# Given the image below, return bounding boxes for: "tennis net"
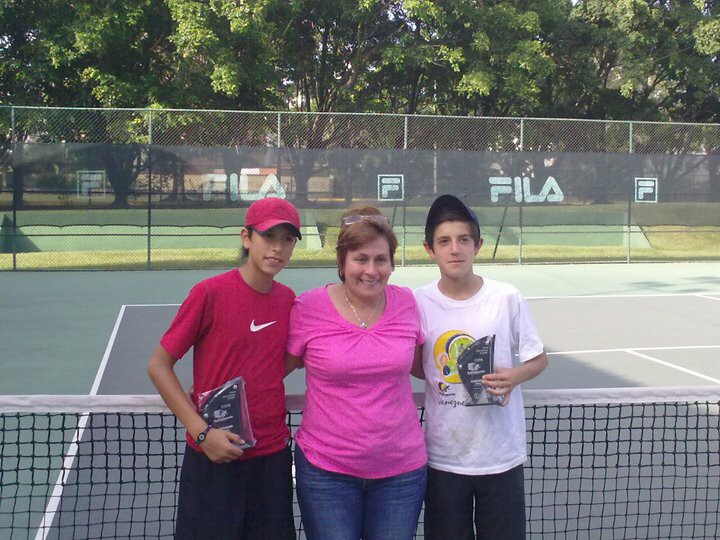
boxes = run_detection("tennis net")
[1,387,719,539]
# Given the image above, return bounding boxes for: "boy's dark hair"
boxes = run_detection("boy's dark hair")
[424,194,481,249]
[240,227,254,261]
[241,198,301,263]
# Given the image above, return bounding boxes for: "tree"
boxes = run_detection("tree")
[568,0,720,122]
[1,0,90,206]
[270,0,420,200]
[2,0,719,207]
[571,0,720,200]
[2,0,280,206]
[165,0,285,110]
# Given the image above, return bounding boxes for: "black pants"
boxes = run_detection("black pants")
[175,444,295,540]
[424,465,526,540]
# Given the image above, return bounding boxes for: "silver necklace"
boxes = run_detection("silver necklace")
[344,288,381,329]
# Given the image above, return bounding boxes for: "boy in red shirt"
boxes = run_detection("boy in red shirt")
[147,197,301,539]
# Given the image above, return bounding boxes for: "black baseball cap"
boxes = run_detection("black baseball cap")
[424,194,480,245]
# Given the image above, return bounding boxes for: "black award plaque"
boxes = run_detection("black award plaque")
[456,335,502,406]
[197,377,256,449]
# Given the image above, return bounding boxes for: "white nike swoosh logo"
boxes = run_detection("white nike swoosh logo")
[250,320,277,332]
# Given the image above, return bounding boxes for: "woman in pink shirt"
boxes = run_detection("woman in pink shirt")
[286,206,427,540]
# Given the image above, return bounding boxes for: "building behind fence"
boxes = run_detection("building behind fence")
[1,107,719,270]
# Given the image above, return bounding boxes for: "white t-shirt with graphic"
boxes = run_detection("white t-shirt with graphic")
[414,278,544,475]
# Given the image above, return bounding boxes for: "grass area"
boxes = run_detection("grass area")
[643,226,720,251]
[2,200,719,269]
[3,201,719,227]
[2,226,719,270]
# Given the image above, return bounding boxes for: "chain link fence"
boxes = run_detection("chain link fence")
[6,107,718,152]
[1,106,719,270]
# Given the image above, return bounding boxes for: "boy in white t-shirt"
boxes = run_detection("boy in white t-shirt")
[413,194,548,540]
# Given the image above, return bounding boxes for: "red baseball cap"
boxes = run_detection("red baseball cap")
[244,198,302,239]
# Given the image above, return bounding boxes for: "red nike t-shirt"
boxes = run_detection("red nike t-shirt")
[160,269,294,458]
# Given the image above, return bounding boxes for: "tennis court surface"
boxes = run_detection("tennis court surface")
[1,262,719,538]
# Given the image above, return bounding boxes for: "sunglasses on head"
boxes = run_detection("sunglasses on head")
[342,214,390,226]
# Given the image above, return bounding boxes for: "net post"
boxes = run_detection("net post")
[277,112,281,148]
[401,201,408,266]
[11,196,17,271]
[10,106,17,271]
[627,181,632,263]
[403,116,408,150]
[518,204,523,264]
[627,121,633,263]
[493,202,509,260]
[147,109,153,270]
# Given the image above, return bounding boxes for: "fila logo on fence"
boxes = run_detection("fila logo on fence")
[489,176,564,203]
[202,171,286,201]
[634,178,658,203]
[378,174,404,201]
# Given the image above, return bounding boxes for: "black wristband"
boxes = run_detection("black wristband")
[195,425,212,445]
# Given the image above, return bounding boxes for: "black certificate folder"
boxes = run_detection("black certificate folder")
[198,377,256,449]
[456,335,502,406]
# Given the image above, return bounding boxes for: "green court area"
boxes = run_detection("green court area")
[2,263,719,538]
[1,203,719,269]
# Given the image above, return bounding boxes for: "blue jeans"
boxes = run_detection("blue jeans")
[295,445,426,540]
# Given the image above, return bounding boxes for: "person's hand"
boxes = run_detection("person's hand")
[482,367,521,407]
[199,429,246,463]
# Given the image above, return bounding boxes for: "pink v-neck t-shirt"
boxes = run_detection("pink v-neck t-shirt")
[287,284,427,479]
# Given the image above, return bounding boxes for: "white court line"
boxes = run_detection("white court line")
[89,306,127,395]
[547,344,720,356]
[528,292,720,300]
[35,306,127,540]
[625,349,720,384]
[546,344,720,385]
[695,294,720,302]
[123,293,720,307]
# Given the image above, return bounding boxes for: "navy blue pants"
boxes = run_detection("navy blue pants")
[424,465,526,540]
[175,444,295,540]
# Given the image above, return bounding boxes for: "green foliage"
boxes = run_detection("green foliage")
[571,0,720,121]
[0,0,718,121]
[694,18,720,55]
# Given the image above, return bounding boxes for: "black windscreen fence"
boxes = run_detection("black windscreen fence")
[8,143,720,206]
[2,143,718,268]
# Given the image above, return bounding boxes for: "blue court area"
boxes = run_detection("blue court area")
[97,290,720,396]
[3,262,719,395]
[1,262,720,538]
